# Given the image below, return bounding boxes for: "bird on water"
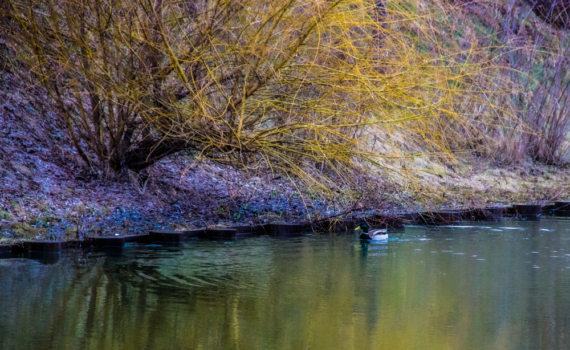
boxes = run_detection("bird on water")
[355,221,388,240]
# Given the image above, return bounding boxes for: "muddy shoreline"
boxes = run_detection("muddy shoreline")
[1,203,566,255]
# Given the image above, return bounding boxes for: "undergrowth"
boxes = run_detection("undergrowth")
[1,0,570,212]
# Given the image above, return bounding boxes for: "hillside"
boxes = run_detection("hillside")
[2,0,570,243]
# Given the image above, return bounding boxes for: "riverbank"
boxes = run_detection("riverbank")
[2,71,570,244]
[1,147,569,244]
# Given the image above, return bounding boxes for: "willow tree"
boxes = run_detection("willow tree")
[2,0,497,193]
[1,0,375,173]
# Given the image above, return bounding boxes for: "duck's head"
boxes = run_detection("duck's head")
[355,221,369,233]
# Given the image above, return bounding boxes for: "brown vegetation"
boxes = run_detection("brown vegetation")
[1,0,507,190]
[2,0,384,179]
[3,0,570,242]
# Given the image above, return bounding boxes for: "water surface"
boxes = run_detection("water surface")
[2,219,570,350]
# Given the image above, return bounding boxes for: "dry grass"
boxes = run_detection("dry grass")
[3,0,570,207]
[0,0,509,193]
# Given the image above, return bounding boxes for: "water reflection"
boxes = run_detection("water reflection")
[1,220,570,349]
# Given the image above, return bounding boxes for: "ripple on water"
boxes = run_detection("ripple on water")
[4,222,570,349]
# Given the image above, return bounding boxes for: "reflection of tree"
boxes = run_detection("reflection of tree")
[1,230,570,349]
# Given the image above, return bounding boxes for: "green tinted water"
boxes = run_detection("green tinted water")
[2,219,570,350]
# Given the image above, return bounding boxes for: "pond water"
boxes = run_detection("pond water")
[2,218,570,350]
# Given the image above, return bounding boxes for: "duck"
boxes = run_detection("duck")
[355,221,388,240]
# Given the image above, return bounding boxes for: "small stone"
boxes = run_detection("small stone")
[2,170,17,181]
[10,161,33,178]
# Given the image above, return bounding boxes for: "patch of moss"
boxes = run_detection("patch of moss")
[11,222,47,239]
[0,210,13,221]
[64,225,79,240]
[29,215,61,227]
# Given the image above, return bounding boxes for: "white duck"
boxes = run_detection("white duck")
[355,221,388,240]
